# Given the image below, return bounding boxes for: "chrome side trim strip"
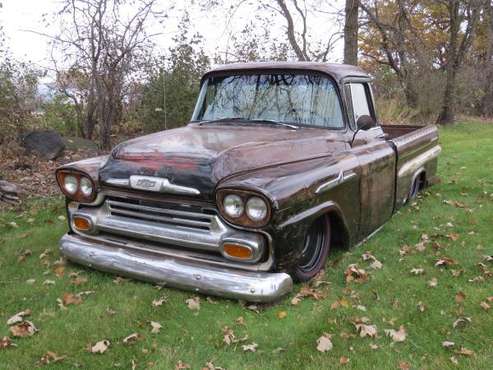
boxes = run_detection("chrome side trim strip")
[105,178,130,187]
[60,234,292,302]
[398,145,442,178]
[315,170,357,194]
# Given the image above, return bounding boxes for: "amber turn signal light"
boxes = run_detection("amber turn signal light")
[73,216,92,232]
[223,243,253,260]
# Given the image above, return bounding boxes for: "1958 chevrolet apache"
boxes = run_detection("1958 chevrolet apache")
[56,62,441,302]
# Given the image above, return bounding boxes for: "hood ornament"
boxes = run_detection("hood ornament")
[105,176,200,196]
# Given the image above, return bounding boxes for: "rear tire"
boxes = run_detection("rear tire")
[292,216,331,282]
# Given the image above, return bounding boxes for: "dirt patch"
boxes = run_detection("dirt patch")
[0,140,106,210]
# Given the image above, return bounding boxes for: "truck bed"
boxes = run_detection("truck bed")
[381,124,440,209]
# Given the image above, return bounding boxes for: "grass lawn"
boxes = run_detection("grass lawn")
[1,122,492,369]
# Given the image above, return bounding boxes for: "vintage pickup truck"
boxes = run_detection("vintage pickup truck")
[56,62,440,302]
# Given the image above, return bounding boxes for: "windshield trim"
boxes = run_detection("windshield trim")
[190,69,348,132]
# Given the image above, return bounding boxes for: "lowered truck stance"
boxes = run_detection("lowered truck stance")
[56,62,440,302]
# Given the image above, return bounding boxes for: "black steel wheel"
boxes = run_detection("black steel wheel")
[292,216,331,282]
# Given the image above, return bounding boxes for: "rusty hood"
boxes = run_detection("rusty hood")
[99,123,348,200]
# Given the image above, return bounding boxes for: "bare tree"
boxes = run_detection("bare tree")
[43,0,161,148]
[344,0,359,65]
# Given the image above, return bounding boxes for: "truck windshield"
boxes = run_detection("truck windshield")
[192,73,344,129]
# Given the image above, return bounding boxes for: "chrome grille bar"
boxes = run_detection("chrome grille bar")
[106,198,213,231]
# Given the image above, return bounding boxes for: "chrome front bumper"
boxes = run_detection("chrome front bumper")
[60,234,293,302]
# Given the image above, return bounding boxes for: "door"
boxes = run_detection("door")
[346,82,396,238]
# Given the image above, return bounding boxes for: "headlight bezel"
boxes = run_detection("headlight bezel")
[56,169,97,203]
[216,189,272,228]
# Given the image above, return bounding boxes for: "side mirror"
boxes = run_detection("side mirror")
[356,115,376,131]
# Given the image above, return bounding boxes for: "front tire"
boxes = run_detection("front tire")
[292,216,331,282]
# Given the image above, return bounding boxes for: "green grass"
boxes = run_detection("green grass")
[1,121,493,369]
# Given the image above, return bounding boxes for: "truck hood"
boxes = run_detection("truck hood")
[99,123,348,200]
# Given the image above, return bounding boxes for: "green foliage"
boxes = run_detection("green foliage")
[1,122,493,369]
[138,15,210,133]
[39,95,80,136]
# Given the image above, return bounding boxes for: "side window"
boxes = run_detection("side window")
[349,83,372,123]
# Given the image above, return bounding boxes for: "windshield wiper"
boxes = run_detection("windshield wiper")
[197,117,298,129]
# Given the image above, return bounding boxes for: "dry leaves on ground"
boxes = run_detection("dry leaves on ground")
[276,311,287,319]
[0,336,15,349]
[152,296,167,307]
[361,252,383,270]
[316,333,333,352]
[150,321,162,334]
[435,257,457,267]
[428,277,438,287]
[344,264,369,283]
[291,285,325,305]
[453,316,472,329]
[90,339,110,354]
[39,351,66,365]
[352,318,377,338]
[123,333,143,345]
[456,347,475,356]
[6,309,32,326]
[384,325,407,342]
[242,343,258,352]
[62,292,83,306]
[185,296,201,311]
[410,268,425,275]
[442,341,455,348]
[9,321,38,337]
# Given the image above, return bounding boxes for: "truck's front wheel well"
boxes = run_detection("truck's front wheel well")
[326,211,350,251]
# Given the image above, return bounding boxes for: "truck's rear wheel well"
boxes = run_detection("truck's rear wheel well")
[325,211,350,250]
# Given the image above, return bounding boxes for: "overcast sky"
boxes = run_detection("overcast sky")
[0,0,344,72]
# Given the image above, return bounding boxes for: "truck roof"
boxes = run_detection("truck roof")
[205,62,370,82]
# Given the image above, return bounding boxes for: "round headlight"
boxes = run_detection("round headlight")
[80,177,93,197]
[246,196,268,221]
[223,194,244,218]
[64,175,78,195]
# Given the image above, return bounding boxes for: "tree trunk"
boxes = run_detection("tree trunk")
[437,0,460,125]
[344,0,359,65]
[479,1,493,116]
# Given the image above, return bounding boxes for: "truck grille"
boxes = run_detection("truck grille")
[106,196,217,232]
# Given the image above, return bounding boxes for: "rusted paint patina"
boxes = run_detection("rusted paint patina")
[55,62,441,294]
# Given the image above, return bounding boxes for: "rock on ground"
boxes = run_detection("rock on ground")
[22,130,65,160]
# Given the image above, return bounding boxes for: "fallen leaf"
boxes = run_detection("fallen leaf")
[223,326,235,345]
[398,362,411,370]
[62,293,83,306]
[344,264,368,283]
[39,351,66,364]
[339,356,350,365]
[442,341,455,348]
[447,233,460,241]
[291,285,325,304]
[9,321,38,337]
[202,360,224,370]
[369,343,379,350]
[185,296,200,311]
[417,301,426,312]
[175,360,191,370]
[43,279,55,286]
[6,309,32,326]
[39,249,51,260]
[435,257,457,267]
[242,342,258,352]
[0,336,15,349]
[353,319,377,338]
[450,356,459,365]
[384,325,407,342]
[235,316,246,326]
[90,339,110,354]
[483,255,493,263]
[428,277,438,287]
[456,347,475,356]
[113,276,128,284]
[150,321,162,334]
[276,311,287,319]
[455,291,466,304]
[316,333,333,352]
[71,276,88,286]
[410,268,424,275]
[480,301,491,311]
[123,333,142,345]
[331,297,351,310]
[152,296,167,307]
[453,316,471,329]
[53,265,65,278]
[17,249,32,263]
[26,278,36,285]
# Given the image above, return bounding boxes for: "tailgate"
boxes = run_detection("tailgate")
[384,125,441,208]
